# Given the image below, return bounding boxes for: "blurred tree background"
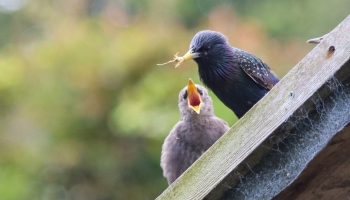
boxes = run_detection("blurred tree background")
[0,0,348,199]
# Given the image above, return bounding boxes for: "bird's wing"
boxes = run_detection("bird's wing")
[234,49,279,90]
[217,119,230,137]
[217,118,230,133]
[209,117,230,139]
[161,121,186,183]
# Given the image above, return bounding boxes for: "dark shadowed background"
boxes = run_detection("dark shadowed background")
[0,0,349,199]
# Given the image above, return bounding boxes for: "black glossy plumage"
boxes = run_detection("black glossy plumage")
[189,30,279,118]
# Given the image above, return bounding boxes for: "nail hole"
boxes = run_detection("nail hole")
[289,91,295,99]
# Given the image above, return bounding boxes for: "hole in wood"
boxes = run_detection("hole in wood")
[326,46,335,58]
[328,46,335,52]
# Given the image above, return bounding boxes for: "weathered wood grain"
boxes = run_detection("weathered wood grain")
[156,15,350,200]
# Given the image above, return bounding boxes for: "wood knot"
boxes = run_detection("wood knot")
[326,45,335,58]
[328,46,335,52]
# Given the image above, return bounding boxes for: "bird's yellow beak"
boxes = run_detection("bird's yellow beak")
[182,49,197,61]
[307,34,328,44]
[173,49,200,68]
[157,48,200,68]
[187,79,202,114]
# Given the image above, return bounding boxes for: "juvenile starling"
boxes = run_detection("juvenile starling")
[161,79,230,184]
[169,30,280,118]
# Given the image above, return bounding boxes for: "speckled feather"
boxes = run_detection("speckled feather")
[233,48,279,90]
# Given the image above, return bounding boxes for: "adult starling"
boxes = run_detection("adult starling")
[170,30,280,118]
[161,79,230,184]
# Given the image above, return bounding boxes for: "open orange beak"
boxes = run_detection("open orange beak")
[187,79,202,114]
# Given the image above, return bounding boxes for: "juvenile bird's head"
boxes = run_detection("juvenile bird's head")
[178,79,213,116]
[179,30,233,68]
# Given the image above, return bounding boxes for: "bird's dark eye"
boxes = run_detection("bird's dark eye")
[183,91,188,99]
[198,46,210,56]
[197,89,203,96]
[199,46,209,52]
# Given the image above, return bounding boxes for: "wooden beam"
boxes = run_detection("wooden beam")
[156,15,350,200]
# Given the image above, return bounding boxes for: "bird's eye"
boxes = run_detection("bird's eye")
[199,47,209,52]
[183,91,188,99]
[198,46,210,56]
[197,89,203,96]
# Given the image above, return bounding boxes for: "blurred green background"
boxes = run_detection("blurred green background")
[0,0,348,199]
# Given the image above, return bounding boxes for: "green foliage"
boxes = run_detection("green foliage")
[0,0,348,199]
[231,0,350,39]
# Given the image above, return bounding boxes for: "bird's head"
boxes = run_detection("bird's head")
[177,30,232,67]
[178,79,213,116]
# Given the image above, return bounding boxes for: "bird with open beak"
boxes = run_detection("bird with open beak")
[159,30,279,118]
[161,79,230,184]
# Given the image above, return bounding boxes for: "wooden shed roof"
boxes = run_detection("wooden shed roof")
[157,15,350,200]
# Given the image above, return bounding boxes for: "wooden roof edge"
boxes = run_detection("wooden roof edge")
[156,15,350,200]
